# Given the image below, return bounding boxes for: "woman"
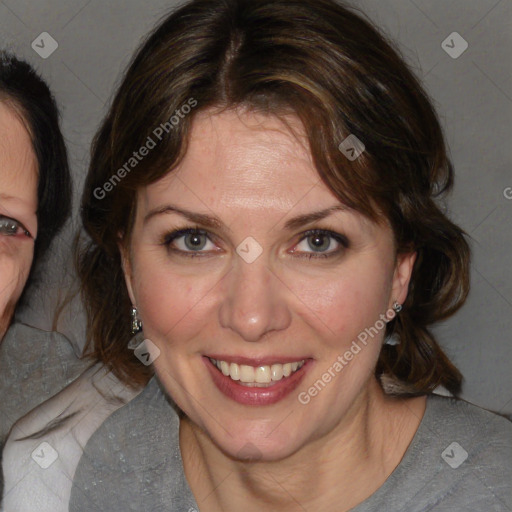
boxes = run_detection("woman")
[4,0,511,510]
[0,52,90,442]
[0,51,70,341]
[0,54,140,510]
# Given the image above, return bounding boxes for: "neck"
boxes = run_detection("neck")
[180,378,427,512]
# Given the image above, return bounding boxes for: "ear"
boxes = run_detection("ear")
[390,251,417,308]
[118,237,137,306]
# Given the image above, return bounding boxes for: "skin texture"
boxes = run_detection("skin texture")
[0,101,38,340]
[122,108,426,512]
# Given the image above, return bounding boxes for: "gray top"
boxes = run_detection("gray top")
[0,323,90,505]
[69,377,512,512]
[0,323,89,442]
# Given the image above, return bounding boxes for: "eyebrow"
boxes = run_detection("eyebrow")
[144,204,348,230]
[143,205,226,230]
[282,205,347,231]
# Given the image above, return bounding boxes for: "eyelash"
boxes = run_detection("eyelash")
[160,226,349,260]
[0,215,31,238]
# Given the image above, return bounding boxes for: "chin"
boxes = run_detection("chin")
[204,417,307,463]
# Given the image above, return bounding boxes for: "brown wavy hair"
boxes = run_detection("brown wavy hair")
[79,0,470,394]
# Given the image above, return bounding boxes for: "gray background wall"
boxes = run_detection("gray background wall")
[1,0,510,415]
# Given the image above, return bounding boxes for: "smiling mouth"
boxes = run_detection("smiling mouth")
[208,357,305,387]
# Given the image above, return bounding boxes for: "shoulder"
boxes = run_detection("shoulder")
[427,393,512,449]
[5,362,141,443]
[356,394,511,511]
[421,394,511,510]
[2,363,141,512]
[68,377,195,511]
[0,323,89,440]
[72,376,178,468]
[0,322,78,357]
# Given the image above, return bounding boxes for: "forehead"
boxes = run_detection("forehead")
[0,101,38,214]
[141,108,332,212]
[134,108,390,244]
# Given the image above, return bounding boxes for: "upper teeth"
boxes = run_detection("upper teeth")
[210,358,305,386]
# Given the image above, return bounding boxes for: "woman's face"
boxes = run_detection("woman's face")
[0,102,38,339]
[123,108,415,461]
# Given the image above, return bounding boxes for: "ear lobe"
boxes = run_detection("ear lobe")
[118,239,136,306]
[392,251,417,306]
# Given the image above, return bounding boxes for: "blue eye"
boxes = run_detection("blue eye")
[293,229,349,258]
[0,215,30,237]
[162,228,217,257]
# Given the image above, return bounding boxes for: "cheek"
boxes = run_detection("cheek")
[0,242,33,320]
[284,260,393,348]
[291,268,392,418]
[133,254,221,346]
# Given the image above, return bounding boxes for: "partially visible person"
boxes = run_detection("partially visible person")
[0,53,142,510]
[0,75,38,341]
[0,52,88,443]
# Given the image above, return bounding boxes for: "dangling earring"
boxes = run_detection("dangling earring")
[385,301,402,345]
[131,306,143,334]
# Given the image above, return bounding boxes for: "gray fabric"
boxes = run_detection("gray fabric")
[69,378,512,511]
[1,363,142,512]
[0,323,89,442]
[69,377,198,512]
[0,323,90,506]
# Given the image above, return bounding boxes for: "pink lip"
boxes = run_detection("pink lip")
[206,354,310,366]
[203,356,312,406]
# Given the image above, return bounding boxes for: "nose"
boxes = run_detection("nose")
[218,257,292,343]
